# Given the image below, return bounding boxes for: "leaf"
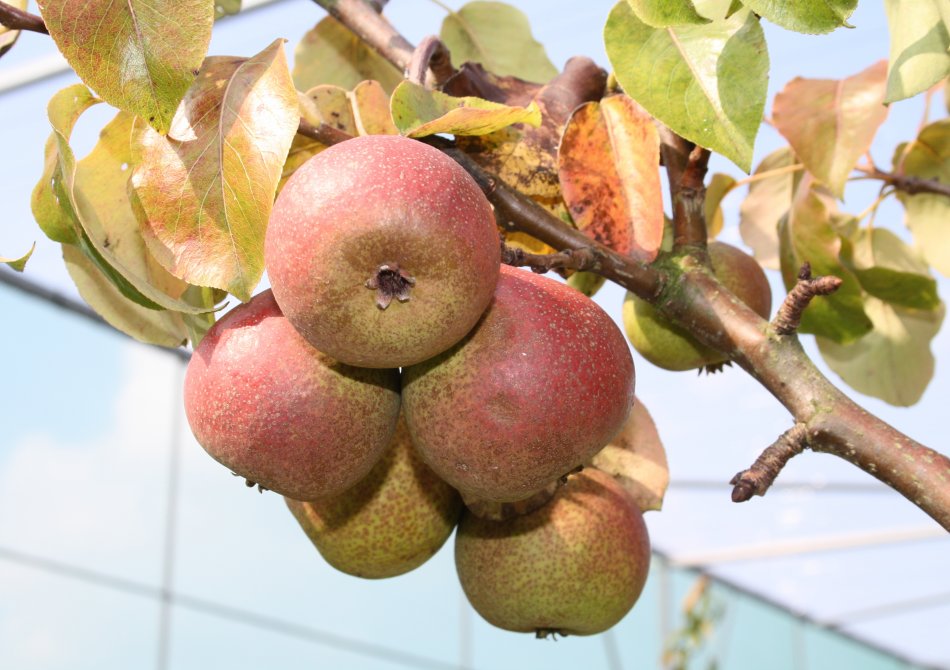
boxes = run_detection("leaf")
[351,80,399,136]
[390,80,541,138]
[817,298,944,407]
[558,95,663,262]
[703,173,736,239]
[741,0,856,34]
[883,0,950,102]
[893,119,950,276]
[32,133,81,245]
[215,0,241,19]
[37,0,213,135]
[0,0,27,58]
[42,84,211,313]
[131,40,300,301]
[772,61,888,197]
[440,1,558,83]
[625,0,710,27]
[63,245,188,347]
[843,228,940,311]
[293,16,402,93]
[777,176,871,343]
[605,2,768,172]
[1,243,35,272]
[588,398,669,513]
[180,285,224,348]
[739,147,799,269]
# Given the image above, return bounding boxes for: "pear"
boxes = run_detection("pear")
[286,415,462,579]
[403,265,635,503]
[454,468,651,636]
[623,242,772,371]
[266,135,500,369]
[184,290,400,501]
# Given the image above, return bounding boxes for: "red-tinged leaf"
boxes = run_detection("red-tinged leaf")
[558,95,662,261]
[739,147,800,269]
[773,61,888,197]
[588,398,669,513]
[131,40,299,301]
[1,243,34,272]
[37,0,213,135]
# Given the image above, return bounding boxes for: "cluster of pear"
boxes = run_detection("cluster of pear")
[183,135,650,637]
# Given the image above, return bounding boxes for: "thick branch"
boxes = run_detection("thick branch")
[0,1,48,34]
[731,424,809,501]
[310,0,414,71]
[771,262,844,335]
[859,166,950,198]
[671,145,711,250]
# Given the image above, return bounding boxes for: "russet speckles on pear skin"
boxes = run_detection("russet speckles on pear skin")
[403,265,636,503]
[265,134,501,369]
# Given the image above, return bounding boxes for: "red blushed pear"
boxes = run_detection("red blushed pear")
[183,290,401,501]
[455,468,651,636]
[265,134,501,369]
[402,265,636,503]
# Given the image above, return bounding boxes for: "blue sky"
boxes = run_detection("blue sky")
[2,1,949,668]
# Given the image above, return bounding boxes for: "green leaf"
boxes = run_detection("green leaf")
[704,173,736,239]
[625,0,710,27]
[772,61,888,197]
[32,134,81,245]
[440,1,558,83]
[739,147,800,269]
[37,0,213,135]
[391,80,541,138]
[131,40,300,301]
[215,0,241,19]
[0,0,27,58]
[741,0,856,34]
[893,119,950,276]
[1,243,35,272]
[842,228,940,311]
[777,178,871,343]
[605,2,768,172]
[817,298,944,407]
[293,16,402,93]
[44,84,213,314]
[63,244,188,347]
[883,0,950,103]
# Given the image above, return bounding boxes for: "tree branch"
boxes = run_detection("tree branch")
[731,424,809,501]
[501,243,602,274]
[0,1,48,34]
[299,0,950,532]
[771,262,844,335]
[671,145,711,250]
[858,165,950,198]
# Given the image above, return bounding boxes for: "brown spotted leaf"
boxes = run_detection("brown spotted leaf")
[558,95,663,261]
[293,16,402,93]
[773,61,888,197]
[37,0,213,135]
[350,80,399,136]
[588,398,669,513]
[131,40,299,301]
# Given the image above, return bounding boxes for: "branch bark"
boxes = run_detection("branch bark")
[0,1,48,34]
[859,165,950,198]
[308,0,950,532]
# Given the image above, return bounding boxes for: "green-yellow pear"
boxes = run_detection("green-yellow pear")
[454,468,651,636]
[286,416,462,579]
[623,242,772,371]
